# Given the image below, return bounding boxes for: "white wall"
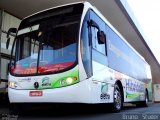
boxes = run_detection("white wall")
[154,84,160,102]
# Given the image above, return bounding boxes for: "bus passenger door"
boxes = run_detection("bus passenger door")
[80,11,92,80]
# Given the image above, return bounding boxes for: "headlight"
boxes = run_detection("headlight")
[8,81,17,88]
[58,76,78,87]
[66,77,73,84]
[60,79,66,86]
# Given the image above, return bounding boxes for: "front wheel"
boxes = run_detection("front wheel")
[111,84,123,112]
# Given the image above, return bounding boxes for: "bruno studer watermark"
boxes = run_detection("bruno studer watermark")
[1,113,18,120]
[122,113,160,120]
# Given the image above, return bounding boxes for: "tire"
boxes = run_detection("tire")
[111,84,123,112]
[136,90,149,107]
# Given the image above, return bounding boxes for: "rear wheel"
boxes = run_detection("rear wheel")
[112,84,123,112]
[136,90,149,107]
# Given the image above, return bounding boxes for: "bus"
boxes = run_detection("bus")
[7,1,152,112]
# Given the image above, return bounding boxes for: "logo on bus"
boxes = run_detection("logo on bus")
[42,77,51,87]
[126,79,144,93]
[100,84,110,100]
[100,93,110,100]
[101,84,108,93]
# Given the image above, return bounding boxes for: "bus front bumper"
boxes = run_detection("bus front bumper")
[8,80,92,103]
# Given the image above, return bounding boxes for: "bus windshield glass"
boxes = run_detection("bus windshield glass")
[11,4,83,75]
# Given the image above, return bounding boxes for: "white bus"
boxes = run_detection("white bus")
[7,1,152,112]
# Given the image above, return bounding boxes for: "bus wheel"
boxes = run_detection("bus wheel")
[112,84,122,112]
[136,90,149,107]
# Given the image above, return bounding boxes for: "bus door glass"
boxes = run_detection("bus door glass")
[81,11,92,78]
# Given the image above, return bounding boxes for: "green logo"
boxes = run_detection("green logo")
[42,77,51,87]
[101,84,108,93]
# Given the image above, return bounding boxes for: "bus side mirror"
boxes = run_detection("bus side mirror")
[6,28,17,49]
[88,20,106,44]
[97,31,106,44]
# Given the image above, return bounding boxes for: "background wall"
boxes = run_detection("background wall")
[0,10,21,92]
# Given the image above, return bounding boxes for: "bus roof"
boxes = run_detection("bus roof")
[23,1,85,20]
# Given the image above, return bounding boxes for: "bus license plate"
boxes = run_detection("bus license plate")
[29,91,43,97]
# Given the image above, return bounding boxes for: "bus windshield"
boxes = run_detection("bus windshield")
[11,4,83,75]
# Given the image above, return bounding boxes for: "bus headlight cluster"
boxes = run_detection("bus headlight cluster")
[66,77,73,84]
[60,77,77,86]
[8,81,17,88]
[60,79,66,86]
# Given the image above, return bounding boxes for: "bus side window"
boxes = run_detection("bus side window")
[90,10,106,56]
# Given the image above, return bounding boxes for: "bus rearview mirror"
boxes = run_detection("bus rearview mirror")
[6,28,17,49]
[97,31,106,44]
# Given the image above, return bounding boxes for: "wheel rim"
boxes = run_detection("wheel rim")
[114,87,122,110]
